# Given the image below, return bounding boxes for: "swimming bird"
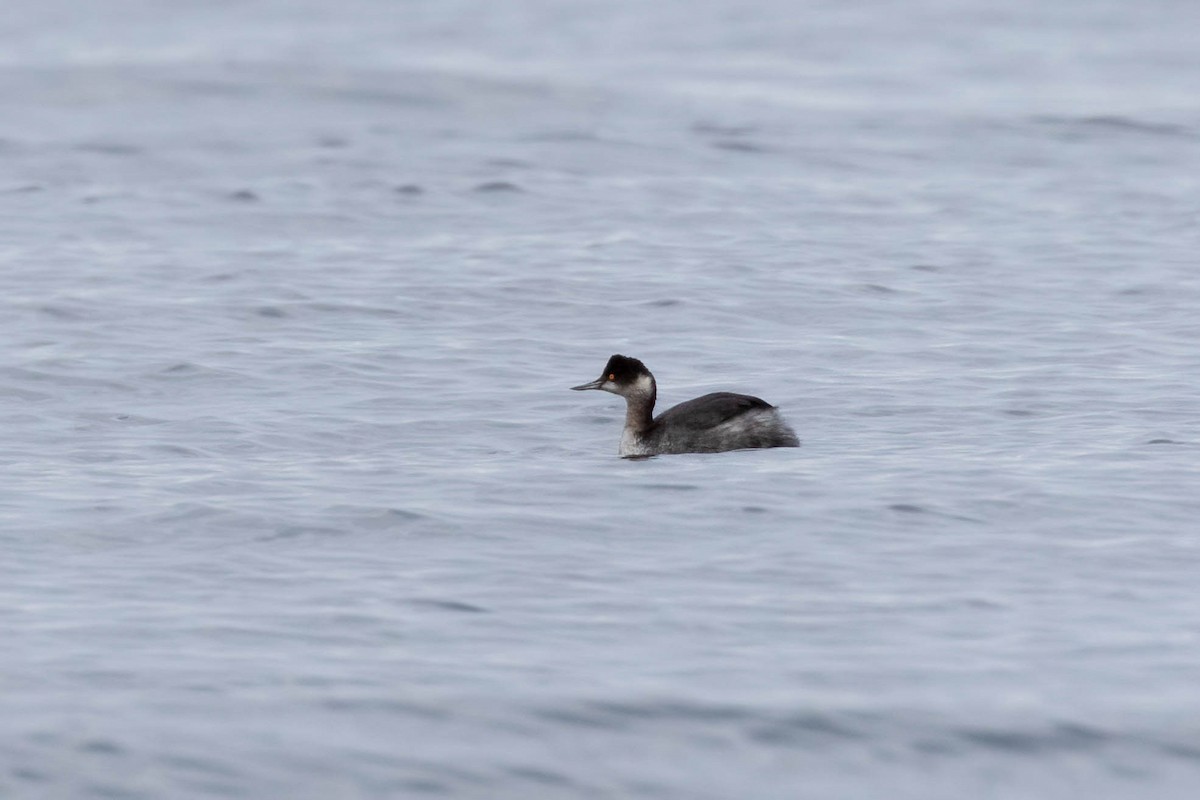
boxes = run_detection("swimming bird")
[571,354,800,456]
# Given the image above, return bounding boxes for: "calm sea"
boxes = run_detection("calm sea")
[4,1,1200,797]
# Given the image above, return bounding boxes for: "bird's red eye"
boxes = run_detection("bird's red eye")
[608,373,615,380]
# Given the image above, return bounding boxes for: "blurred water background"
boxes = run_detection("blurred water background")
[3,1,1200,797]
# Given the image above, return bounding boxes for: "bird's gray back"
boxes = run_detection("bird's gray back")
[652,392,775,431]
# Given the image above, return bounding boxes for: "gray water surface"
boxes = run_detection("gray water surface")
[4,1,1200,798]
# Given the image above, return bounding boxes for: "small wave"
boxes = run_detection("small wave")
[532,700,1200,765]
[954,721,1109,754]
[1032,115,1195,140]
[365,508,429,526]
[74,141,143,155]
[258,524,348,541]
[888,502,983,523]
[78,738,125,756]
[148,444,205,458]
[692,121,759,137]
[474,181,523,193]
[485,158,533,169]
[145,362,247,384]
[10,767,49,784]
[320,697,452,718]
[711,139,770,153]
[300,302,401,319]
[503,765,576,788]
[522,129,601,143]
[0,386,51,401]
[142,502,224,525]
[37,304,89,321]
[2,366,132,393]
[408,598,488,614]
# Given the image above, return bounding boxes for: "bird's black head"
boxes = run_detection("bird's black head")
[571,354,654,396]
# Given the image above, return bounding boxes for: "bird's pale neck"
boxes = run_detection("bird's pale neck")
[622,374,657,432]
